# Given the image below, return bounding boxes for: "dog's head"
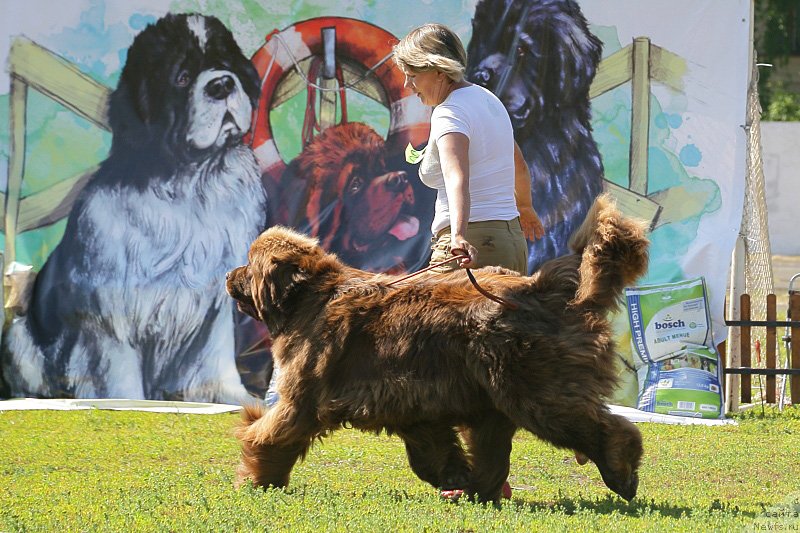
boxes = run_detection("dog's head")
[108,13,260,167]
[291,123,418,260]
[466,0,602,131]
[226,227,337,333]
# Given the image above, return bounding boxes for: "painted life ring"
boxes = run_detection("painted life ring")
[248,17,430,181]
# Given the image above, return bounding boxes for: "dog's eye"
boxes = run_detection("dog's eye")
[348,176,364,195]
[176,70,191,87]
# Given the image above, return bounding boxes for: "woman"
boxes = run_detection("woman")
[393,23,545,501]
[393,23,543,274]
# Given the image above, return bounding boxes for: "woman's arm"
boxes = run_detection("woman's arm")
[514,141,544,241]
[438,131,477,267]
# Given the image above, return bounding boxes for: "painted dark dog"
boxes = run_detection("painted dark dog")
[467,0,605,272]
[227,194,648,503]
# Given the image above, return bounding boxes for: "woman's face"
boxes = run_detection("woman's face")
[403,68,451,107]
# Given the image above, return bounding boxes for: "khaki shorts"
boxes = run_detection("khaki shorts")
[429,218,528,274]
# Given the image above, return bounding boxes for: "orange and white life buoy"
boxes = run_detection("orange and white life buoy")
[248,17,430,181]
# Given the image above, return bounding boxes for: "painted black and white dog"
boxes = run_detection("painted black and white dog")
[467,0,604,272]
[1,14,267,403]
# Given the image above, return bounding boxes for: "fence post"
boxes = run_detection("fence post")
[740,294,751,403]
[791,293,800,406]
[766,294,776,403]
[726,236,746,412]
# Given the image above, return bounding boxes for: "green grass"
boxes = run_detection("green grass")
[1,408,799,532]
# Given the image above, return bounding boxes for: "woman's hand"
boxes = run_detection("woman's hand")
[513,141,544,241]
[519,205,544,241]
[450,235,477,268]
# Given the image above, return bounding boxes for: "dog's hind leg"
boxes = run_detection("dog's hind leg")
[507,400,641,501]
[396,423,470,490]
[460,413,516,503]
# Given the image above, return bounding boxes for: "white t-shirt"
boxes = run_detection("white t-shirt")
[419,84,519,234]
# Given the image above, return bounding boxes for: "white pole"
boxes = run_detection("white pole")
[726,234,746,413]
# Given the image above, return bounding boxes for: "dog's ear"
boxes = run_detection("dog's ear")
[252,259,310,322]
[523,4,603,106]
[270,262,311,310]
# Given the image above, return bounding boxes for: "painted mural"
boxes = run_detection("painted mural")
[0,0,751,404]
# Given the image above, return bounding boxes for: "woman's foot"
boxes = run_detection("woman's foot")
[439,488,465,502]
[501,480,512,499]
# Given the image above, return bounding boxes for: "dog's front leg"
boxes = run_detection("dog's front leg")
[236,397,321,489]
[236,439,312,489]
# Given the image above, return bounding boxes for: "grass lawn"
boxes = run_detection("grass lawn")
[1,407,799,532]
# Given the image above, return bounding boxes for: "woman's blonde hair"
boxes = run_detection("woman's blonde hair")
[392,23,467,82]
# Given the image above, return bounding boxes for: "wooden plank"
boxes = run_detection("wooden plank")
[589,45,632,99]
[342,60,389,105]
[629,37,650,196]
[4,78,27,275]
[740,293,751,403]
[649,44,687,93]
[791,293,800,406]
[270,59,389,110]
[603,180,661,229]
[648,183,716,230]
[766,294,776,403]
[17,168,97,232]
[8,36,110,131]
[0,170,96,235]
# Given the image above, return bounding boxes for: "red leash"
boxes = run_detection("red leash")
[386,254,519,310]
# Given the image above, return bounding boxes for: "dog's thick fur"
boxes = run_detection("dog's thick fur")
[227,194,648,502]
[1,14,266,402]
[467,0,605,272]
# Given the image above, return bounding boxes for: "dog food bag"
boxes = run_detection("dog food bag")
[625,277,724,419]
[625,277,712,364]
[635,344,724,419]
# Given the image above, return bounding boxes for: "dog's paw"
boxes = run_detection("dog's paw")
[439,468,470,491]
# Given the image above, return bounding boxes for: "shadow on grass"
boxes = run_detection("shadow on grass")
[250,484,759,521]
[509,494,758,519]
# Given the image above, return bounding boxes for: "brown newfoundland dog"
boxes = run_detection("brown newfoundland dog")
[226,194,648,503]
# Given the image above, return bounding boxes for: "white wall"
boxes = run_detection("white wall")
[761,121,800,255]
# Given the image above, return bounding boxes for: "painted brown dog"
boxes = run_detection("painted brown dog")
[227,194,648,502]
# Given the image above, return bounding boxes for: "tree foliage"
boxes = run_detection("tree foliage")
[755,0,800,120]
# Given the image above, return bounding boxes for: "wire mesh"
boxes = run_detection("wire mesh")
[738,55,785,404]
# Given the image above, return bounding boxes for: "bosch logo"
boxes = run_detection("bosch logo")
[654,319,685,330]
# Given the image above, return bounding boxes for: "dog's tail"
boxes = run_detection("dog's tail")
[567,193,649,312]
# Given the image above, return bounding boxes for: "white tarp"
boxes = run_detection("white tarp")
[0,398,736,426]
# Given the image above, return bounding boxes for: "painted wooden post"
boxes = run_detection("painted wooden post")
[4,77,27,277]
[629,37,651,196]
